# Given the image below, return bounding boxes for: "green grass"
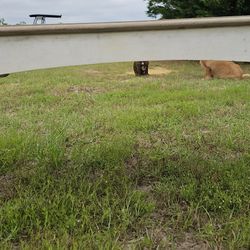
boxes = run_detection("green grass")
[0,61,249,249]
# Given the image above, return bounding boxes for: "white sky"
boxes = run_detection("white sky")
[0,0,154,25]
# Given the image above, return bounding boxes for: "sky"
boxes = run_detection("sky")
[0,0,154,25]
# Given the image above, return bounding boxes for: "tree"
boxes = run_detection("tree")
[0,18,7,25]
[145,0,250,19]
[205,0,250,16]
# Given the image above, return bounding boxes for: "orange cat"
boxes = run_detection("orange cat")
[200,60,246,80]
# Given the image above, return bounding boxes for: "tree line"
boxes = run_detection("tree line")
[1,1,250,27]
[145,0,250,19]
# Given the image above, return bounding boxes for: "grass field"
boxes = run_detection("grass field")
[0,61,249,249]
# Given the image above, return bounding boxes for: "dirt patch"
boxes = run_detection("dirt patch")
[123,228,209,249]
[150,67,174,75]
[83,69,102,75]
[67,86,105,94]
[176,233,209,250]
[0,173,16,200]
[126,67,174,76]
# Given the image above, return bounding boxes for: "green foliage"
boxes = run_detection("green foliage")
[145,0,250,19]
[0,18,7,25]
